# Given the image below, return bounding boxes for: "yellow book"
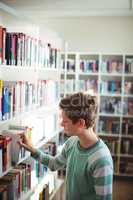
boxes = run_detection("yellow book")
[39,191,43,200]
[0,80,3,95]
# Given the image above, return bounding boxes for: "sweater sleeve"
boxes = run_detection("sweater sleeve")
[92,158,113,200]
[31,142,68,171]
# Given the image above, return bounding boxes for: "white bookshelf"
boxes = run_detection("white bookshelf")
[0,4,64,200]
[61,51,133,178]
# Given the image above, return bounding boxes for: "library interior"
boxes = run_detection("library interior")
[0,0,133,200]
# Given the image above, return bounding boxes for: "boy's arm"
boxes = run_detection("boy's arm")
[19,134,68,171]
[32,146,67,171]
[93,161,113,200]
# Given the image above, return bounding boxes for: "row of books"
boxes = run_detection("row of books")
[98,118,133,136]
[0,163,31,200]
[120,160,133,174]
[100,97,122,114]
[100,98,133,116]
[99,118,133,135]
[37,80,59,107]
[124,81,133,95]
[0,126,31,175]
[61,54,133,74]
[121,140,133,154]
[79,59,99,73]
[100,60,123,73]
[38,184,49,200]
[30,172,55,200]
[0,127,59,199]
[0,115,58,174]
[34,141,57,199]
[104,140,120,155]
[123,99,133,115]
[125,57,133,73]
[122,119,133,135]
[78,79,98,95]
[61,59,76,72]
[0,25,59,68]
[42,141,57,157]
[0,160,50,200]
[0,80,59,121]
[104,140,133,175]
[61,59,75,72]
[0,80,36,121]
[60,79,98,95]
[98,118,120,134]
[35,160,48,179]
[60,80,75,94]
[100,80,121,94]
[66,59,75,72]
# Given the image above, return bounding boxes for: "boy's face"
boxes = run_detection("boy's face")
[60,110,79,136]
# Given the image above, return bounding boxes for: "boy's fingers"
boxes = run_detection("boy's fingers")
[18,141,28,150]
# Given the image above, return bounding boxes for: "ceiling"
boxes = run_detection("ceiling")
[0,0,133,23]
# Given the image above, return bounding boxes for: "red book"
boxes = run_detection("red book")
[0,185,8,200]
[2,28,6,64]
[0,136,12,171]
[0,26,3,64]
[0,26,6,64]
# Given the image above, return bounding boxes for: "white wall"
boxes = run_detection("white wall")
[39,26,63,50]
[0,9,39,37]
[41,16,133,53]
[0,9,63,49]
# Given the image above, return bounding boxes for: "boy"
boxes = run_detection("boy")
[20,92,113,200]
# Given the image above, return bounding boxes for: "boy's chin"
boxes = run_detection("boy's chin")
[65,131,72,136]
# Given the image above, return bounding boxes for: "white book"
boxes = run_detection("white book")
[2,129,25,166]
[15,81,21,115]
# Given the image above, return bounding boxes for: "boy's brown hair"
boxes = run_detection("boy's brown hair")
[59,92,98,128]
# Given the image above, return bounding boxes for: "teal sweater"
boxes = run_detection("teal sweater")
[33,137,113,200]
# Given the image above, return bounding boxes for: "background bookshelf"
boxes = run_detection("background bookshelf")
[61,52,133,178]
[0,4,64,200]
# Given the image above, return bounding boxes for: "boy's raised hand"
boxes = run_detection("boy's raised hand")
[18,134,37,154]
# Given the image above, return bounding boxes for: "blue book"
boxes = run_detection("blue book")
[111,81,116,93]
[2,86,9,120]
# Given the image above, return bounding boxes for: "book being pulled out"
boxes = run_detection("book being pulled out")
[2,129,30,166]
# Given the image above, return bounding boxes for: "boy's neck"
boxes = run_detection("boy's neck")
[78,128,99,149]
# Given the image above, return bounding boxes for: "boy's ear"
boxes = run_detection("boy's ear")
[78,119,86,128]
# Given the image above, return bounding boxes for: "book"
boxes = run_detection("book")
[0,26,6,65]
[0,26,3,65]
[0,185,8,200]
[0,140,3,176]
[0,175,15,200]
[0,80,3,121]
[2,85,10,120]
[0,135,12,171]
[7,171,20,199]
[9,169,21,198]
[2,129,25,166]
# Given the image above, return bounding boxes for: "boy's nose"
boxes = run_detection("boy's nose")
[60,121,64,127]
